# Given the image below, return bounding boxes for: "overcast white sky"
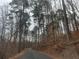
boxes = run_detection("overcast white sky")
[0,0,12,6]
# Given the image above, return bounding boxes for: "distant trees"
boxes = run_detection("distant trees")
[0,8,6,42]
[67,0,78,31]
[62,0,71,40]
[0,5,12,59]
[31,0,52,41]
[9,0,30,52]
[0,0,79,47]
[0,0,79,59]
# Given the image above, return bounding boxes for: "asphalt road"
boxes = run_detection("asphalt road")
[19,49,53,59]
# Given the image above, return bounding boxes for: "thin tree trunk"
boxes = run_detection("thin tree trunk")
[62,0,71,40]
[71,0,78,31]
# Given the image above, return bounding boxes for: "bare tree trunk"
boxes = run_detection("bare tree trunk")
[18,14,22,52]
[71,0,78,31]
[67,0,78,31]
[62,0,71,40]
[10,19,13,40]
[1,8,5,42]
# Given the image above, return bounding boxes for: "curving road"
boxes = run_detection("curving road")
[19,48,53,59]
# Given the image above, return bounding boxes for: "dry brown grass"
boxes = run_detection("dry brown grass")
[34,31,79,59]
[8,31,79,59]
[9,48,27,59]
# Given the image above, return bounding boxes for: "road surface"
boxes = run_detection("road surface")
[19,48,53,59]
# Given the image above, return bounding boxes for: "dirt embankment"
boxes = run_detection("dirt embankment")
[9,49,27,59]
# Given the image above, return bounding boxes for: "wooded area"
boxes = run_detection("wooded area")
[0,0,79,59]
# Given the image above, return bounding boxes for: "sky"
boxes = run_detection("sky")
[0,0,12,6]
